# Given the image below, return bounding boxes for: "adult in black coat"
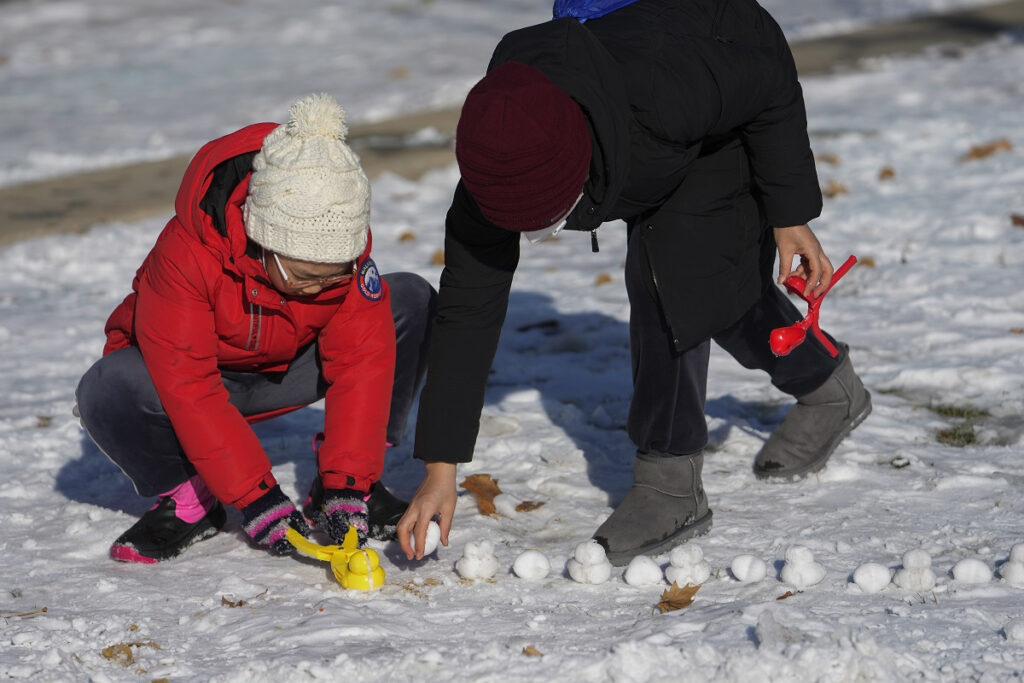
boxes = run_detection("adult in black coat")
[398,0,871,565]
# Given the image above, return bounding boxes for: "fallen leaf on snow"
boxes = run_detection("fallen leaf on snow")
[460,473,502,517]
[656,582,700,613]
[430,250,445,266]
[776,590,803,600]
[1011,213,1024,227]
[858,256,877,268]
[815,152,840,165]
[515,501,545,512]
[398,231,417,242]
[221,596,246,608]
[101,640,161,667]
[522,645,544,657]
[822,180,849,198]
[1010,328,1023,335]
[878,166,896,180]
[961,138,1012,162]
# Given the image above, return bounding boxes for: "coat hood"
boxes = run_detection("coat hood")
[488,18,632,231]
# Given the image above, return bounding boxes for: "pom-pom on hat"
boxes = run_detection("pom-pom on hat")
[456,62,591,232]
[244,93,370,264]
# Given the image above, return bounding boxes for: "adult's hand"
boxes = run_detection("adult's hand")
[397,461,457,560]
[774,224,834,299]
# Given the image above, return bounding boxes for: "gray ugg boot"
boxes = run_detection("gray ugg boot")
[754,349,871,479]
[593,451,713,566]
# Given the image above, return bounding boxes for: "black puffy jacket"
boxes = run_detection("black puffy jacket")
[415,0,822,463]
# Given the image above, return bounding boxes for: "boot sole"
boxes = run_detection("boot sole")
[753,391,873,481]
[602,510,714,567]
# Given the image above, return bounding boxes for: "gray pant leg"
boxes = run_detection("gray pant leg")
[385,272,437,446]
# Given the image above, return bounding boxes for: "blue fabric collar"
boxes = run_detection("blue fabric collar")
[553,0,641,22]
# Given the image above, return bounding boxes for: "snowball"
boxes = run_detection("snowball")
[666,561,711,586]
[784,545,816,566]
[624,555,664,586]
[668,544,705,568]
[1000,561,1024,588]
[781,560,826,588]
[902,549,932,570]
[852,562,892,593]
[568,557,611,585]
[893,567,936,592]
[1005,618,1024,642]
[456,541,498,580]
[512,550,550,581]
[408,521,441,557]
[730,554,767,583]
[952,558,992,584]
[1010,544,1024,564]
[573,539,609,566]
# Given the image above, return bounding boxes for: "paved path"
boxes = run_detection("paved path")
[2,0,1023,247]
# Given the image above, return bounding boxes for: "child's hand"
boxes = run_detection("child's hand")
[310,489,369,547]
[240,484,312,555]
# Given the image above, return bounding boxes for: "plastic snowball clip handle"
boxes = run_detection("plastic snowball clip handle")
[769,255,857,358]
[286,526,386,591]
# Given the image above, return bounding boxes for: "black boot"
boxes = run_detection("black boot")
[110,497,226,564]
[593,451,713,566]
[304,477,408,542]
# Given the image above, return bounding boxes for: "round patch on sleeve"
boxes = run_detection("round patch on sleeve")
[357,258,383,301]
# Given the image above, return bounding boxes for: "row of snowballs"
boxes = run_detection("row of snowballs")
[449,535,1024,594]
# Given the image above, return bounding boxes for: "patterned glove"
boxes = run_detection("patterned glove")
[311,488,369,547]
[240,484,312,555]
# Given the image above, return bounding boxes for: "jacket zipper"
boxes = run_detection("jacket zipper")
[641,223,682,348]
[247,301,263,352]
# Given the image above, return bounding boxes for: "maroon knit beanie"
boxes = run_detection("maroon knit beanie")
[456,62,591,232]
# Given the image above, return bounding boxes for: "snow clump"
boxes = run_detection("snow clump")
[999,543,1024,588]
[623,555,664,586]
[665,544,711,586]
[780,546,826,588]
[455,540,499,580]
[852,562,892,593]
[567,540,612,585]
[512,550,550,581]
[1005,618,1024,642]
[951,557,992,584]
[408,521,441,557]
[729,554,767,583]
[893,549,936,591]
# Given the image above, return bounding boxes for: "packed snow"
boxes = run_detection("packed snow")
[2,0,1024,681]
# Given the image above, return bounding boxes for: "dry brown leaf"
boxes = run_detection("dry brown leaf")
[128,624,139,631]
[1010,328,1023,335]
[398,231,417,242]
[656,582,700,613]
[1011,213,1024,227]
[776,590,802,600]
[815,152,840,166]
[515,501,545,512]
[822,180,849,198]
[961,138,1012,162]
[36,416,53,428]
[221,596,246,608]
[101,640,161,667]
[389,66,411,80]
[859,256,877,268]
[595,273,613,286]
[460,473,502,517]
[430,250,445,266]
[878,166,896,181]
[522,645,544,657]
[546,266,558,273]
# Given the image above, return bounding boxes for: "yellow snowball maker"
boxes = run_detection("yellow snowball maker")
[286,526,386,591]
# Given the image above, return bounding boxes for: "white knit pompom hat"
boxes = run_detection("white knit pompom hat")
[243,93,370,263]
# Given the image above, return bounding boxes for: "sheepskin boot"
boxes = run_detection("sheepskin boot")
[594,451,713,566]
[754,349,871,479]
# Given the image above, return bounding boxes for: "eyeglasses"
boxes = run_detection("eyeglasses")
[263,249,353,290]
[524,191,585,245]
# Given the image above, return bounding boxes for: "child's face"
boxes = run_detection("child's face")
[263,249,353,296]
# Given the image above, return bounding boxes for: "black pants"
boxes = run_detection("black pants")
[625,226,841,456]
[76,273,436,497]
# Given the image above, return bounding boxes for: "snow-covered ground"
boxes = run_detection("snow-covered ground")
[0,0,1008,187]
[3,2,1024,682]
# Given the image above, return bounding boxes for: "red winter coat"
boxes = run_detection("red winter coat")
[103,123,396,509]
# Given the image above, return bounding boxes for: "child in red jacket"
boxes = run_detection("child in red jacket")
[75,93,435,563]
